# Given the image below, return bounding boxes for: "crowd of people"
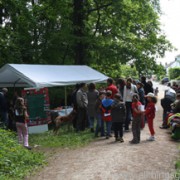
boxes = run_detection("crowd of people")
[71,76,161,143]
[1,77,179,149]
[160,82,180,135]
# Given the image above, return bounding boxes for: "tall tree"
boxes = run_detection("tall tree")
[0,0,173,73]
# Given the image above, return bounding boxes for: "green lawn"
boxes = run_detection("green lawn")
[0,126,95,180]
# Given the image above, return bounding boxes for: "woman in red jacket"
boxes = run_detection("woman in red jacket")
[145,93,157,141]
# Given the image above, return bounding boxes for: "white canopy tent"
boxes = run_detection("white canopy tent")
[0,64,108,88]
[0,64,108,133]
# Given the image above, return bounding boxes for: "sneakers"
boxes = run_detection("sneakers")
[147,136,155,141]
[124,129,130,132]
[24,146,32,150]
[115,137,124,143]
[129,140,139,144]
[159,126,168,129]
[115,137,120,142]
[120,137,124,143]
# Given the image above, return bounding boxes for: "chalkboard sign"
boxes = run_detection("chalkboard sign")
[22,88,50,126]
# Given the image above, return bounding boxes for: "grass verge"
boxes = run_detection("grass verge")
[0,128,45,180]
[0,126,95,179]
[29,127,95,148]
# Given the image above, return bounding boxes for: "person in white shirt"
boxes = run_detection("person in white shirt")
[123,78,138,131]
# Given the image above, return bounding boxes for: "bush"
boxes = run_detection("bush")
[0,129,45,180]
[169,67,180,80]
[175,76,180,80]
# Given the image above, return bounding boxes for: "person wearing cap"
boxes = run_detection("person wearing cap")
[144,92,157,141]
[0,88,9,128]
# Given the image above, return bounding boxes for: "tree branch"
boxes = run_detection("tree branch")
[88,3,112,14]
[93,0,101,36]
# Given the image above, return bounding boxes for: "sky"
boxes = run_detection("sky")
[158,0,180,65]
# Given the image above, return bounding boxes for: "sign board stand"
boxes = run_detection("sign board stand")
[22,88,50,134]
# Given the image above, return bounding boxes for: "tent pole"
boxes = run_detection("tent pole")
[64,86,67,115]
[13,78,21,93]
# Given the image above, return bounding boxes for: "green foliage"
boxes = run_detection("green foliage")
[91,63,122,79]
[29,128,94,148]
[120,64,139,79]
[0,129,45,180]
[0,0,173,71]
[48,86,74,108]
[169,67,180,80]
[154,63,166,80]
[0,127,94,179]
[91,63,139,79]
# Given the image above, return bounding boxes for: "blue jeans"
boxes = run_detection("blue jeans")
[95,114,104,136]
[106,121,112,136]
[101,119,105,136]
[162,110,169,126]
[88,116,95,129]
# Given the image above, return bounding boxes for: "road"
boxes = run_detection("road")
[26,82,179,180]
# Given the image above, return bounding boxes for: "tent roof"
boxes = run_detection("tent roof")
[0,64,108,88]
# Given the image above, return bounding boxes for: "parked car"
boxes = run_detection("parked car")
[161,77,169,84]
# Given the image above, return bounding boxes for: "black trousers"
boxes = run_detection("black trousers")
[125,102,132,130]
[113,122,123,138]
[76,107,87,131]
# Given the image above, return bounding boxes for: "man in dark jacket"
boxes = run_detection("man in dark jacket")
[0,88,9,128]
[141,76,153,95]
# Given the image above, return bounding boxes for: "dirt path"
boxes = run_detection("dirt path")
[27,83,179,180]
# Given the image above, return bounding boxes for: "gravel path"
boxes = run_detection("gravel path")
[26,83,179,180]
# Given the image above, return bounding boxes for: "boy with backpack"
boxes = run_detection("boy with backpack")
[111,93,126,142]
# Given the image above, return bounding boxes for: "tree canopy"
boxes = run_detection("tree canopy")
[0,0,173,76]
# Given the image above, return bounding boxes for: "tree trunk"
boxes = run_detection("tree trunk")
[73,0,85,65]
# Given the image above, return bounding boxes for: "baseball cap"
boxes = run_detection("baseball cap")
[146,92,155,98]
[2,88,8,93]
